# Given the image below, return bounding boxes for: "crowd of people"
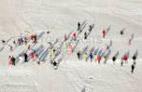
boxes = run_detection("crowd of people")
[75,22,138,74]
[4,21,138,73]
[8,34,38,65]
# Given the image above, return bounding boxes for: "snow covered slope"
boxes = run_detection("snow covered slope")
[0,0,142,92]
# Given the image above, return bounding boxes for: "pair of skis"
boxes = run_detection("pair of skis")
[78,20,88,35]
[85,24,95,39]
[39,39,59,62]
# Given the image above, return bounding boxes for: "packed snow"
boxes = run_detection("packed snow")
[0,0,142,92]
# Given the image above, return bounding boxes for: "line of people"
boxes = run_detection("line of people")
[76,46,138,73]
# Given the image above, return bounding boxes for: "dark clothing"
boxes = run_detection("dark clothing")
[131,64,135,73]
[13,40,16,44]
[37,61,40,65]
[24,53,28,62]
[112,56,116,62]
[47,31,50,34]
[77,52,81,60]
[84,32,87,40]
[53,61,57,66]
[121,61,123,66]
[77,22,81,31]
[132,55,136,61]
[120,30,124,35]
[2,40,6,43]
[89,53,93,61]
[89,24,94,32]
[11,57,16,66]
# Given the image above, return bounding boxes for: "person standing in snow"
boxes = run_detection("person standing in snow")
[130,50,138,73]
[112,56,116,64]
[88,24,94,32]
[53,60,58,70]
[77,51,81,60]
[120,28,125,35]
[84,32,88,40]
[89,52,93,62]
[131,61,136,73]
[77,22,81,31]
[8,56,12,66]
[24,53,28,62]
[47,31,50,34]
[31,50,38,61]
[96,55,102,64]
[31,34,37,43]
[49,48,56,64]
[8,56,15,66]
[103,49,111,64]
[64,34,67,41]
[72,32,77,40]
[1,40,6,44]
[103,54,109,64]
[121,51,129,66]
[83,52,88,62]
[112,51,119,64]
[132,50,138,62]
[102,29,106,38]
[53,61,57,66]
[35,54,40,65]
[34,35,37,43]
[8,56,12,65]
[11,56,16,66]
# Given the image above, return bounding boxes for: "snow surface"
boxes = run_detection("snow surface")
[0,0,142,92]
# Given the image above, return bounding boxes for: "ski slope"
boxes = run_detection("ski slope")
[0,0,142,92]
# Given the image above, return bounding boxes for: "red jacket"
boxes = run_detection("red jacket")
[97,55,102,62]
[122,55,128,61]
[102,30,106,38]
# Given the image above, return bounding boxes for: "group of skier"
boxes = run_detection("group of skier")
[6,21,138,73]
[76,48,137,74]
[7,33,39,66]
[76,23,138,73]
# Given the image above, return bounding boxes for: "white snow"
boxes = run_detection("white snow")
[0,0,142,92]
